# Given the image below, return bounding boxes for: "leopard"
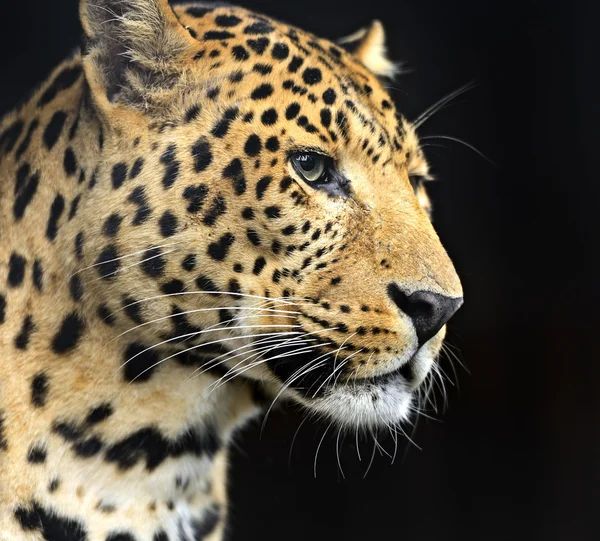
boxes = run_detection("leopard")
[0,1,463,539]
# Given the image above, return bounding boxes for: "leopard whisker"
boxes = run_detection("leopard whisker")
[412,80,477,129]
[419,134,496,165]
[124,331,302,384]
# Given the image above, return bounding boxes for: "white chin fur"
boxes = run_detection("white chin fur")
[294,376,414,430]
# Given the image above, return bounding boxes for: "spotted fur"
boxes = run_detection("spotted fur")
[0,1,462,539]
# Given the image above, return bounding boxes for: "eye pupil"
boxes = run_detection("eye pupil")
[299,155,315,171]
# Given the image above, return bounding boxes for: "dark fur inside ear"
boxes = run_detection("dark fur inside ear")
[80,0,192,104]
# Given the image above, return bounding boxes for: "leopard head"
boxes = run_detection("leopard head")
[78,0,463,429]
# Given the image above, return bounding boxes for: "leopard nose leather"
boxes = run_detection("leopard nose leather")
[387,283,463,346]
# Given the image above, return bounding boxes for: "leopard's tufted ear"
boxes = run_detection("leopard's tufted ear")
[338,20,399,79]
[79,0,196,112]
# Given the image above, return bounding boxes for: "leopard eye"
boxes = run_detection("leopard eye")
[290,152,328,184]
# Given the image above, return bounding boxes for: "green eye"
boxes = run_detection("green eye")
[291,152,328,183]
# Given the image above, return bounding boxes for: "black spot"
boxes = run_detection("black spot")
[331,277,342,286]
[159,211,178,237]
[265,206,281,219]
[26,443,47,464]
[183,184,209,214]
[15,163,31,195]
[75,232,85,260]
[323,88,337,105]
[232,45,250,61]
[244,135,262,157]
[261,108,278,125]
[161,279,185,295]
[51,312,85,354]
[192,137,213,172]
[251,84,274,100]
[187,6,213,17]
[45,193,66,242]
[216,14,242,27]
[280,176,293,192]
[105,426,168,471]
[38,65,82,107]
[242,207,255,220]
[69,275,84,302]
[182,254,197,272]
[96,245,120,280]
[13,170,40,220]
[256,176,272,200]
[52,420,84,442]
[63,147,77,176]
[123,343,160,383]
[8,253,26,288]
[285,103,301,120]
[253,63,273,75]
[244,21,274,34]
[282,225,297,235]
[336,111,349,138]
[14,501,87,539]
[86,403,113,425]
[208,233,235,261]
[128,186,152,225]
[68,194,81,221]
[0,411,7,450]
[253,257,267,275]
[153,531,169,541]
[203,195,227,226]
[288,56,304,73]
[160,146,180,189]
[211,107,239,137]
[0,295,5,325]
[31,373,49,408]
[247,37,270,54]
[204,30,235,40]
[228,279,242,295]
[196,275,221,295]
[16,120,39,160]
[265,137,280,152]
[103,213,123,237]
[130,157,144,179]
[185,105,201,123]
[123,296,143,324]
[48,478,60,492]
[15,315,36,350]
[98,304,116,326]
[303,67,322,85]
[111,163,128,189]
[43,111,67,150]
[320,108,332,128]
[272,43,290,60]
[0,120,24,155]
[74,436,104,458]
[223,158,247,195]
[246,229,261,246]
[105,533,136,541]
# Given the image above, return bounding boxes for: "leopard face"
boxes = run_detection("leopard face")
[79,0,463,430]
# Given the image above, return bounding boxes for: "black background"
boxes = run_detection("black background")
[2,1,598,539]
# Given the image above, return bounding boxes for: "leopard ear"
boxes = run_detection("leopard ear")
[80,0,196,110]
[338,20,399,79]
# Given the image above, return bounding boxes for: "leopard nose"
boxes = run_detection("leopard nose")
[387,284,463,346]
